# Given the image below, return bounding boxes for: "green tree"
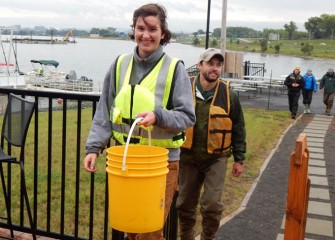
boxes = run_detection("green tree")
[301,42,314,55]
[260,39,268,53]
[304,16,323,39]
[193,36,200,45]
[210,38,218,47]
[195,29,205,35]
[90,28,100,34]
[227,27,261,38]
[212,28,221,39]
[321,14,335,39]
[274,44,280,54]
[284,21,298,40]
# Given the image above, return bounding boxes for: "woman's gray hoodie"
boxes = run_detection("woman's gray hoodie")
[85,45,196,161]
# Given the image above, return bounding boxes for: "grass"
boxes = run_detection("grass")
[226,39,335,59]
[0,106,293,238]
[188,38,335,59]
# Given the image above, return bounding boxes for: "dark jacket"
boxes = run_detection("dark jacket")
[320,72,335,94]
[284,72,305,91]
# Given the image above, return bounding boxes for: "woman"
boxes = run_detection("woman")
[302,67,317,114]
[284,66,305,119]
[83,3,195,240]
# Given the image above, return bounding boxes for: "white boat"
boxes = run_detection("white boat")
[25,60,94,92]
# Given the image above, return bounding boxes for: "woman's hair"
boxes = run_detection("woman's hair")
[128,3,172,46]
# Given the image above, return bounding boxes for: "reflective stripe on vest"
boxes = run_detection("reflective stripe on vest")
[182,79,232,154]
[111,53,185,148]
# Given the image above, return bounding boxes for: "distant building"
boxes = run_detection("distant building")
[269,33,280,41]
[90,34,100,38]
[34,26,46,35]
[12,25,21,31]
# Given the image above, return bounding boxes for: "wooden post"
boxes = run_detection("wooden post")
[284,133,310,240]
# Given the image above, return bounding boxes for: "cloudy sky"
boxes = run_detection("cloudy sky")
[0,0,333,33]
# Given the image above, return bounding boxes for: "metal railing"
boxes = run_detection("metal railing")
[244,61,265,77]
[0,87,178,240]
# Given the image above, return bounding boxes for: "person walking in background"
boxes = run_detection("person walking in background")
[176,48,246,240]
[320,67,335,116]
[83,3,196,240]
[302,67,317,114]
[284,66,305,119]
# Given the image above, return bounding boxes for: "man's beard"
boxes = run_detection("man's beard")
[203,71,219,83]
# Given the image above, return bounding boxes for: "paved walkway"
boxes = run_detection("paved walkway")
[212,87,335,240]
[215,114,335,240]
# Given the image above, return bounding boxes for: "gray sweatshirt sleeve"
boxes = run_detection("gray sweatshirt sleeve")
[153,62,196,132]
[85,63,116,155]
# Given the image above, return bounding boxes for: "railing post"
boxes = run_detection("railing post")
[284,133,310,240]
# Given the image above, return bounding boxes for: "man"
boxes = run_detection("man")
[284,66,305,119]
[320,67,335,116]
[176,48,246,240]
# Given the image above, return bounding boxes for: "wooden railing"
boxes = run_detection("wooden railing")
[284,133,310,240]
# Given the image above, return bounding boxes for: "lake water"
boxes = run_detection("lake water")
[2,37,335,90]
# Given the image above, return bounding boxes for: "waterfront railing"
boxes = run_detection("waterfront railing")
[0,87,177,240]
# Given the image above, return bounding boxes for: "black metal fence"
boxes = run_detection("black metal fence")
[0,87,177,240]
[244,61,265,77]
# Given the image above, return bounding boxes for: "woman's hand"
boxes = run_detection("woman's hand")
[135,112,156,127]
[84,153,98,173]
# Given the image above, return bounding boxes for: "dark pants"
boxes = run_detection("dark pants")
[288,91,301,116]
[302,89,314,105]
[323,92,335,114]
[177,157,228,240]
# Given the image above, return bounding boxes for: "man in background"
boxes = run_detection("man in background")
[176,48,246,240]
[320,67,335,115]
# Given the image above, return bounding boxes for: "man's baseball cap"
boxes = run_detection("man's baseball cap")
[328,67,334,73]
[198,48,224,63]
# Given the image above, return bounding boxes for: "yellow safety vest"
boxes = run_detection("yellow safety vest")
[182,79,232,154]
[111,53,185,148]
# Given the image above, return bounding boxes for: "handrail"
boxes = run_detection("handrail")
[284,133,310,240]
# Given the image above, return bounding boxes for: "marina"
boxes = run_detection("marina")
[1,31,335,93]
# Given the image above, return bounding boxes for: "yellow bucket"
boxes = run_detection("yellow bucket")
[106,118,169,233]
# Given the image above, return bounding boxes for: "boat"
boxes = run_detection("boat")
[25,60,93,92]
[0,28,25,87]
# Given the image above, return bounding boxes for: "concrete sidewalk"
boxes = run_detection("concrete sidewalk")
[215,113,335,240]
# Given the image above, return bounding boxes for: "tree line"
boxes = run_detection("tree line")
[207,14,335,41]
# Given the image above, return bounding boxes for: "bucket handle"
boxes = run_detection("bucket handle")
[122,117,151,172]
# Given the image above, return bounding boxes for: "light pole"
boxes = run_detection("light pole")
[205,0,211,49]
[221,0,228,73]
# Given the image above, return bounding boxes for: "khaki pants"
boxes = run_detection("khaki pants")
[176,157,228,240]
[323,92,335,113]
[127,161,179,240]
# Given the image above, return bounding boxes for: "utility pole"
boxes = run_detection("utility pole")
[221,0,227,73]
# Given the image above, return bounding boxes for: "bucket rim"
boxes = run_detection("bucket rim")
[106,145,169,156]
[106,167,169,177]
